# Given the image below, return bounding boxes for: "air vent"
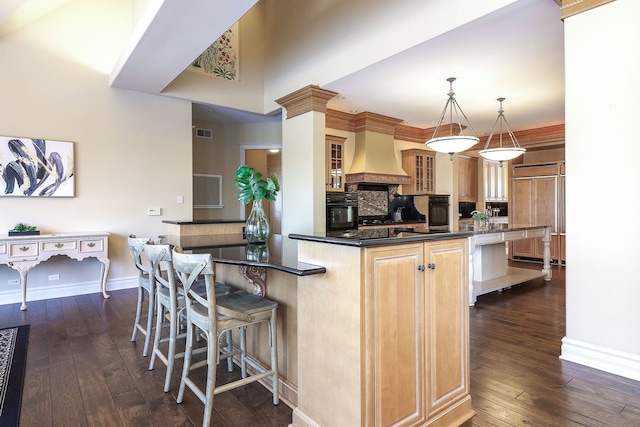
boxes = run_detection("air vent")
[195,128,212,139]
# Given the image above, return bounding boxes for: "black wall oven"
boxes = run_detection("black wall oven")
[428,195,450,230]
[326,192,359,235]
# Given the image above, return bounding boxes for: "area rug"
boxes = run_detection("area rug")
[0,325,29,426]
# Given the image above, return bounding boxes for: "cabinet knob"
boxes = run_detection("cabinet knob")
[428,263,436,270]
[418,265,425,271]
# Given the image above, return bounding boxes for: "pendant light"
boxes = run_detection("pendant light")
[425,77,479,160]
[478,97,525,163]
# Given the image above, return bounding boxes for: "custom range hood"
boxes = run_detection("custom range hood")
[344,112,411,186]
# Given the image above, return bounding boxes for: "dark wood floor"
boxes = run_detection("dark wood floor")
[2,262,640,426]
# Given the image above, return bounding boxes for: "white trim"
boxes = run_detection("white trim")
[0,277,137,305]
[560,337,640,381]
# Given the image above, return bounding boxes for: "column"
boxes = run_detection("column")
[276,85,337,236]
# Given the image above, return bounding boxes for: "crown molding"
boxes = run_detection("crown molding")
[276,85,338,119]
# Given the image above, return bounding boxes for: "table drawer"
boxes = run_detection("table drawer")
[474,233,503,245]
[503,230,527,241]
[526,228,546,238]
[80,239,104,253]
[41,240,77,252]
[9,242,39,258]
[0,243,6,255]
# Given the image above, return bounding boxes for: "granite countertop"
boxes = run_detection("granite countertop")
[162,219,245,225]
[289,224,550,247]
[160,233,325,276]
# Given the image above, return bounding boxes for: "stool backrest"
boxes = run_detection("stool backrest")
[172,247,218,330]
[127,235,151,276]
[144,243,178,302]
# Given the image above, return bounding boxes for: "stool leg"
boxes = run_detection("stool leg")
[177,318,193,404]
[225,330,233,372]
[131,285,144,342]
[164,301,178,393]
[202,330,217,427]
[240,326,247,379]
[142,286,155,356]
[148,297,164,371]
[270,310,279,405]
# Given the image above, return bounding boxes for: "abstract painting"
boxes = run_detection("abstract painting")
[0,136,75,197]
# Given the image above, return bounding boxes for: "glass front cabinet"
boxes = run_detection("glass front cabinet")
[326,135,346,192]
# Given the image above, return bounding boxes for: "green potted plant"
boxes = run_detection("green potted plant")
[471,210,488,231]
[234,165,280,243]
[9,222,40,236]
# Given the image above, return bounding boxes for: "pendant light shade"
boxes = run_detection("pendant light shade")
[425,77,479,159]
[478,97,525,163]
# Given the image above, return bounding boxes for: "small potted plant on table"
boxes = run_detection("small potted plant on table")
[471,211,488,231]
[9,222,40,236]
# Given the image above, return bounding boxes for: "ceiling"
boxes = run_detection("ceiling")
[192,0,566,138]
[1,0,565,138]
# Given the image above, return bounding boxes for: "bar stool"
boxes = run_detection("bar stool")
[145,243,231,392]
[127,235,155,357]
[172,248,279,427]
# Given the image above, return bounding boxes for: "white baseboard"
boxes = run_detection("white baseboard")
[0,277,138,306]
[560,336,640,381]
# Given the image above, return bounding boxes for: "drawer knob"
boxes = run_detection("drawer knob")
[55,243,63,248]
[87,242,96,247]
[19,246,29,252]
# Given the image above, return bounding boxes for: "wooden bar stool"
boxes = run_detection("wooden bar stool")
[172,248,279,427]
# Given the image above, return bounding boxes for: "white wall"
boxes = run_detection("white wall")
[561,0,640,380]
[0,0,193,303]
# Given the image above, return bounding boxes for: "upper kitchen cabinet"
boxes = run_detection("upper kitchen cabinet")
[458,155,478,202]
[483,159,509,201]
[326,135,346,192]
[401,149,435,195]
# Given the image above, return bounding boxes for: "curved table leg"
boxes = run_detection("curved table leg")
[9,263,34,311]
[98,257,111,299]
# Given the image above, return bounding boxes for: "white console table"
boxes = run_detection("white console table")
[0,232,110,310]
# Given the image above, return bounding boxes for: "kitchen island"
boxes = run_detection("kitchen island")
[163,224,550,427]
[288,224,550,427]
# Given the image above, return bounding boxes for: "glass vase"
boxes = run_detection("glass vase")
[245,198,270,243]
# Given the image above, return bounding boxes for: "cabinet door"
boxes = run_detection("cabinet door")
[364,243,427,427]
[484,160,508,201]
[511,176,558,260]
[401,149,435,194]
[424,239,470,417]
[326,135,346,192]
[458,156,478,202]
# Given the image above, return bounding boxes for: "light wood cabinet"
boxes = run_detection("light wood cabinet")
[326,135,346,192]
[401,149,435,195]
[363,239,471,426]
[510,163,564,263]
[458,155,478,202]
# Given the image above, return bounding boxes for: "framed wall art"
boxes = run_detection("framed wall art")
[0,136,75,197]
